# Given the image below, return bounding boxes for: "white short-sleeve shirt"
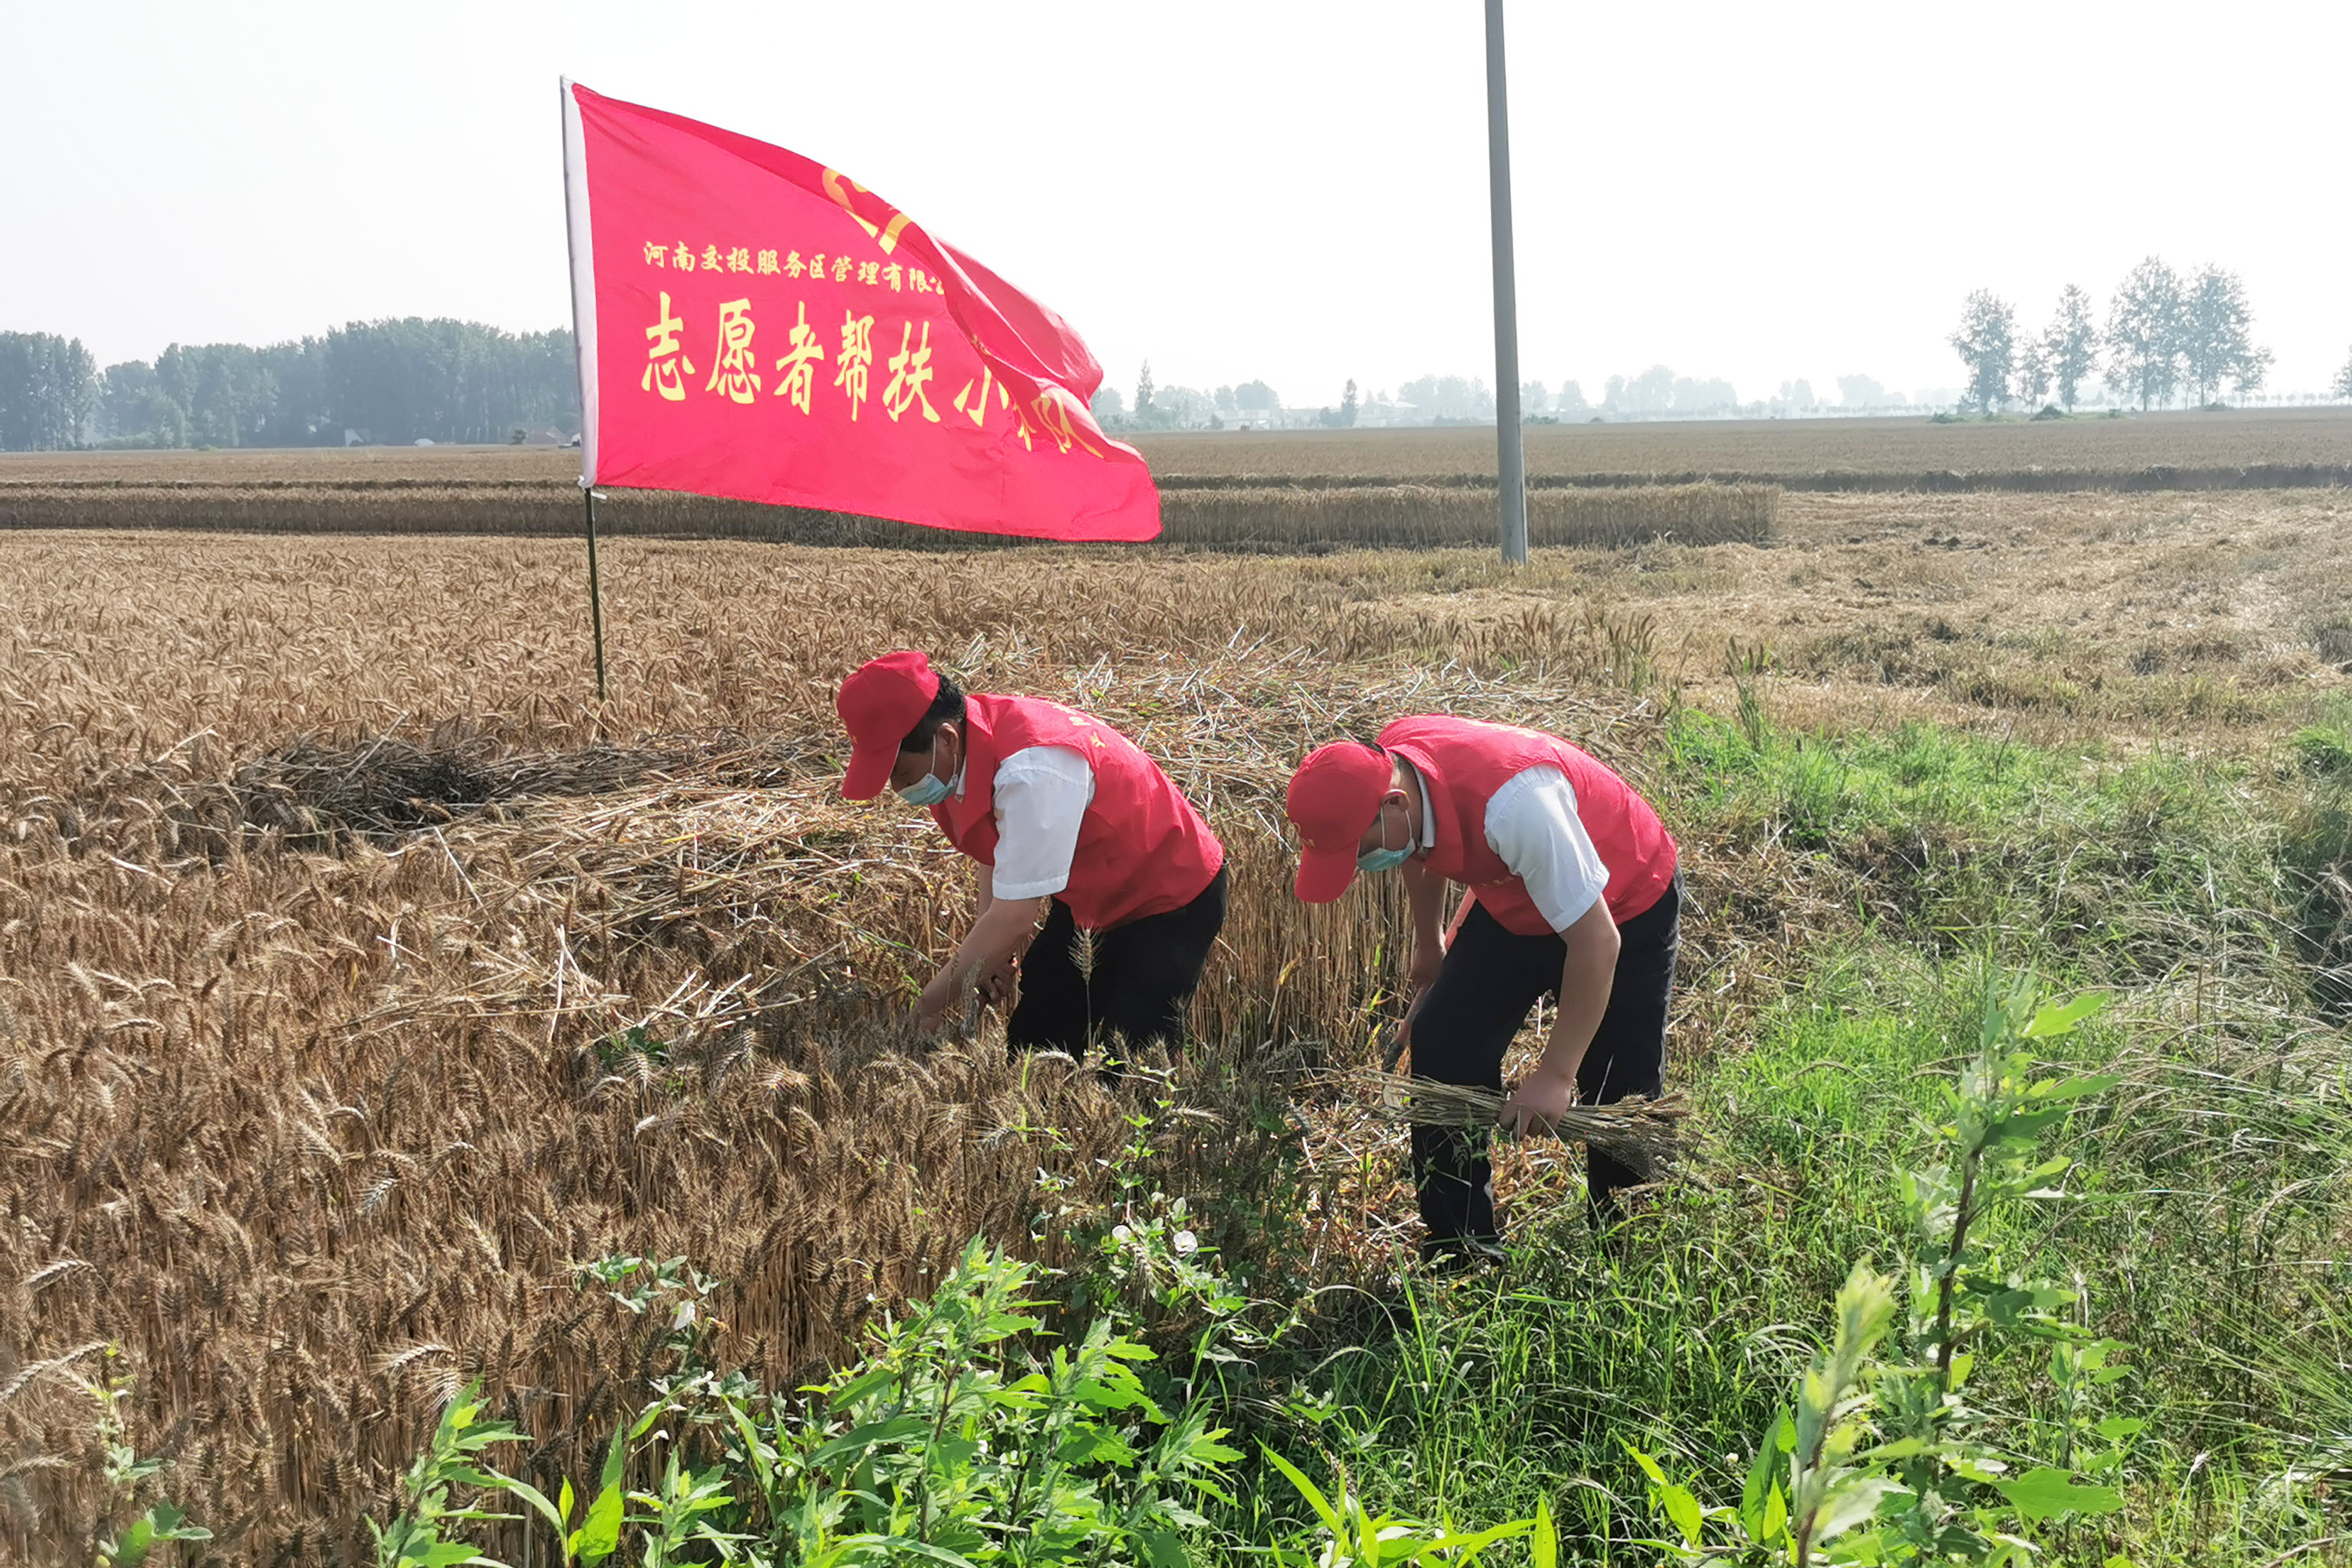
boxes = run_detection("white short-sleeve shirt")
[1407,759,1610,932]
[965,745,1096,899]
[1483,765,1612,932]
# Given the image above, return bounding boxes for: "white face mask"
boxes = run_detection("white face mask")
[894,732,952,807]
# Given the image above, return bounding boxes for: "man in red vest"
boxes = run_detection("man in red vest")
[1286,715,1681,1261]
[837,649,1228,1054]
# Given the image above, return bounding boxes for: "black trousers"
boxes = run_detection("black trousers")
[1006,865,1228,1055]
[1411,872,1680,1241]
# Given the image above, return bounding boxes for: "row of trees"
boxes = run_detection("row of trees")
[1598,368,1738,417]
[1951,260,2271,416]
[1772,375,1925,411]
[0,333,99,452]
[1094,368,1771,429]
[1110,260,2344,434]
[1092,366,1288,431]
[0,320,580,451]
[1097,371,1497,430]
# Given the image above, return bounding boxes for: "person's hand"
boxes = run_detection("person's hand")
[975,949,1020,1009]
[1496,1068,1578,1139]
[1391,985,1431,1061]
[914,965,961,1033]
[1387,943,1444,1064]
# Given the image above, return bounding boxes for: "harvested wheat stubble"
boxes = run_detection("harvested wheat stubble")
[1152,464,2352,494]
[1128,407,2352,484]
[1330,1070,1690,1181]
[10,407,2352,490]
[0,477,1775,553]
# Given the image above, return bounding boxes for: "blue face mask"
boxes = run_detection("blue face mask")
[895,734,953,807]
[897,771,952,808]
[1357,799,1411,873]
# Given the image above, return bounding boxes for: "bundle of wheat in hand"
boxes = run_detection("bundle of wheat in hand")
[1333,1069,1689,1182]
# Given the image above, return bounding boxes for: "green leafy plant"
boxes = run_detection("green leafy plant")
[729,1236,1242,1565]
[1629,981,2130,1565]
[593,1023,674,1072]
[572,1253,725,1369]
[1259,1446,1544,1567]
[391,1238,1257,1566]
[370,1385,524,1568]
[489,1400,667,1567]
[623,1442,744,1566]
[82,1346,211,1568]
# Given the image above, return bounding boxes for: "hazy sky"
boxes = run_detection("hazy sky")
[6,2,2348,406]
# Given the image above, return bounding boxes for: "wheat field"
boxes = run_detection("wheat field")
[0,529,1722,1560]
[8,470,2352,1559]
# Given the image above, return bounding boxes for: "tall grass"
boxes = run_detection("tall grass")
[1202,712,2352,1563]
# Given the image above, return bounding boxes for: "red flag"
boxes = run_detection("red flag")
[560,80,1158,541]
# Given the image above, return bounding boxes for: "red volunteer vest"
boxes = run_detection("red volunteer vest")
[931,694,1224,930]
[1379,714,1677,937]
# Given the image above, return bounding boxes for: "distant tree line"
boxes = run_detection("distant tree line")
[0,319,580,451]
[0,333,99,451]
[1093,367,1286,431]
[1106,367,1745,429]
[1950,260,2273,416]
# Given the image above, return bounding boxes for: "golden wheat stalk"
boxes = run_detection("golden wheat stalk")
[1329,1068,1689,1179]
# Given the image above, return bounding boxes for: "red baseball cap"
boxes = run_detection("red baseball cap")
[838,649,941,799]
[1286,741,1393,903]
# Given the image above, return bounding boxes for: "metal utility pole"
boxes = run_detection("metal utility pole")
[1484,0,1529,565]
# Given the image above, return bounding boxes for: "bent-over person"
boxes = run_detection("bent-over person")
[837,649,1227,1054]
[1286,714,1681,1265]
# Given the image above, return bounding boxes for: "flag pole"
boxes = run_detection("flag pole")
[559,77,610,701]
[1484,0,1529,566]
[583,485,609,703]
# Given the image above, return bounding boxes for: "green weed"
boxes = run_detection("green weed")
[79,1347,210,1568]
[1630,981,2132,1565]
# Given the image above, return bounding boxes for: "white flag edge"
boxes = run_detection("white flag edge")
[560,77,599,487]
